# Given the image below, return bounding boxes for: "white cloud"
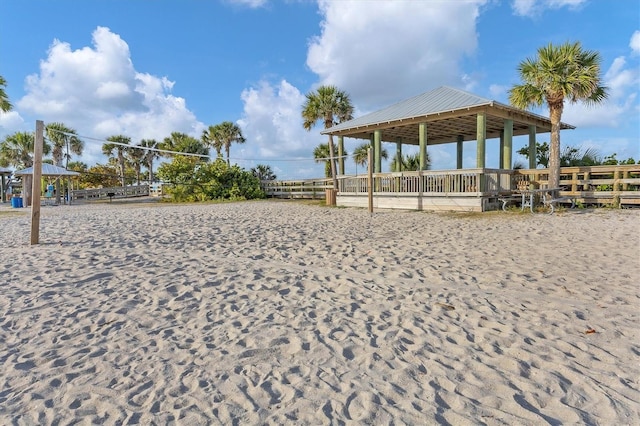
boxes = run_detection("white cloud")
[16,26,203,166]
[562,54,639,128]
[237,79,328,179]
[0,111,25,133]
[225,0,268,8]
[307,0,487,111]
[630,30,640,56]
[511,0,587,17]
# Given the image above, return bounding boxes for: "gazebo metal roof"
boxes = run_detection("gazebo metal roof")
[322,86,574,145]
[15,164,80,176]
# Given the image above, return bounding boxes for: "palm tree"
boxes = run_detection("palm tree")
[0,131,51,169]
[313,143,339,178]
[161,132,209,158]
[353,142,387,170]
[201,125,224,159]
[139,139,160,183]
[302,85,354,189]
[509,41,608,189]
[391,153,427,172]
[251,164,276,181]
[126,145,146,185]
[45,122,84,169]
[0,75,11,112]
[208,122,245,166]
[103,135,131,186]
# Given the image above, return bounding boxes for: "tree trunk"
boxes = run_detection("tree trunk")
[148,160,154,184]
[328,135,338,190]
[548,102,564,189]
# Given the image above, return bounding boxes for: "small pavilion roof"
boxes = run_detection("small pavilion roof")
[15,164,80,176]
[322,86,574,145]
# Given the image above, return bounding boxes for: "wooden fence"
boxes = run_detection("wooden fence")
[513,164,640,206]
[71,185,150,201]
[261,178,333,200]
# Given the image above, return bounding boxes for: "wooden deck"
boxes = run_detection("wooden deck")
[261,165,640,211]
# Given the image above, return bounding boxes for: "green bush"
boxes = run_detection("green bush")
[157,157,265,202]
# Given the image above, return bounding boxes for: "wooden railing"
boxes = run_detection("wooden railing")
[262,165,639,208]
[512,164,640,206]
[338,169,514,195]
[261,178,332,199]
[71,185,150,201]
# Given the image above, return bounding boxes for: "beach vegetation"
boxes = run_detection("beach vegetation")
[353,142,388,169]
[302,85,354,189]
[45,122,84,169]
[0,75,11,112]
[313,142,341,178]
[509,41,608,189]
[102,135,131,187]
[157,157,264,202]
[139,139,161,184]
[251,164,277,181]
[0,131,51,169]
[160,132,209,158]
[391,152,430,172]
[202,122,245,165]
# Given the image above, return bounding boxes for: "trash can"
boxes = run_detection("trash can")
[11,196,23,208]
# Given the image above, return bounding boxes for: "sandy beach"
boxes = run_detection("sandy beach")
[0,200,638,424]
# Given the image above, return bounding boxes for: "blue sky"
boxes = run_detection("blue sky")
[1,0,638,179]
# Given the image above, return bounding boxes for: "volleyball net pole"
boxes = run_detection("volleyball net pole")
[30,120,44,245]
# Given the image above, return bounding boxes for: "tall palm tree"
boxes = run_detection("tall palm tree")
[45,122,84,169]
[0,75,11,112]
[139,139,160,183]
[509,41,607,189]
[103,135,131,186]
[0,131,51,169]
[302,85,354,189]
[126,145,146,185]
[210,121,245,166]
[353,142,387,170]
[201,125,224,159]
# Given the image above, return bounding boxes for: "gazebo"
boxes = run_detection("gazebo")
[321,86,574,211]
[14,164,80,207]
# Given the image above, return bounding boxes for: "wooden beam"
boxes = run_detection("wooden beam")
[30,120,44,245]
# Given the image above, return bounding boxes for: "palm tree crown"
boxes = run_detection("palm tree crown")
[103,135,131,187]
[0,75,12,112]
[509,41,607,188]
[302,85,354,188]
[204,122,245,166]
[0,131,51,169]
[139,139,160,183]
[45,122,84,169]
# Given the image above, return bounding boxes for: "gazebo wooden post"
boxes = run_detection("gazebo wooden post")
[419,123,427,170]
[528,125,537,189]
[456,135,463,169]
[528,125,537,169]
[476,112,486,168]
[337,136,345,176]
[395,139,402,172]
[503,119,513,169]
[374,130,382,173]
